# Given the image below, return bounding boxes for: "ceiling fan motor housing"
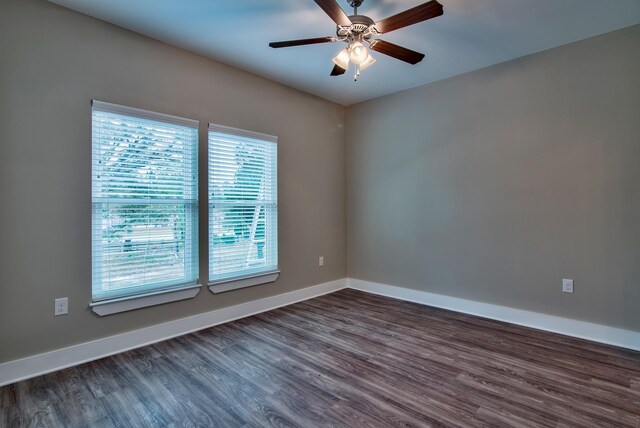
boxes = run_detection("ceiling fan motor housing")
[337,14,376,41]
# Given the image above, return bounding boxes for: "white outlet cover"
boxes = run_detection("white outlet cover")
[319,256,324,267]
[562,279,574,293]
[55,297,69,315]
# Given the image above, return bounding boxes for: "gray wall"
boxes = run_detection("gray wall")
[0,0,346,363]
[347,24,640,331]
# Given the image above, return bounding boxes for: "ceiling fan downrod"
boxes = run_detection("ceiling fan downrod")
[347,0,364,14]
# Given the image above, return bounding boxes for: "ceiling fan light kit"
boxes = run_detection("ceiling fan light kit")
[269,0,443,81]
[331,39,376,81]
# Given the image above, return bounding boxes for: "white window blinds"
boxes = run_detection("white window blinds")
[208,124,278,284]
[92,100,199,302]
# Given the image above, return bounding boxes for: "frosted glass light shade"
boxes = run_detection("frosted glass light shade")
[348,42,368,65]
[332,48,350,70]
[360,53,376,70]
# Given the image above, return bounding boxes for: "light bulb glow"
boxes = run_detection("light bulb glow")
[348,42,368,65]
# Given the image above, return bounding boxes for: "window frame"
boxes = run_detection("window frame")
[90,100,200,315]
[207,123,279,293]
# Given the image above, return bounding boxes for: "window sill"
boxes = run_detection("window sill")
[90,284,201,316]
[208,271,280,294]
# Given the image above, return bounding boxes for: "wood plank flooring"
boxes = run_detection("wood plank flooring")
[1,288,639,427]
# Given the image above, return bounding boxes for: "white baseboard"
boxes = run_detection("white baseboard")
[0,278,346,387]
[3,276,638,387]
[348,278,640,352]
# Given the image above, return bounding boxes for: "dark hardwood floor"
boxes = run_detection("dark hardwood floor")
[1,288,639,427]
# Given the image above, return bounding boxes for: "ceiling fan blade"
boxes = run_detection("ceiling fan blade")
[313,0,352,27]
[375,0,443,34]
[269,37,335,48]
[369,40,425,64]
[330,64,346,76]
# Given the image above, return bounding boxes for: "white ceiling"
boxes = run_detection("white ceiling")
[49,0,640,106]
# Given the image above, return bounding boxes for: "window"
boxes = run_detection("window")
[208,124,278,292]
[91,101,199,311]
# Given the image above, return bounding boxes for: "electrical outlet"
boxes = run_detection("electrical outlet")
[55,297,68,316]
[562,279,574,294]
[319,256,324,267]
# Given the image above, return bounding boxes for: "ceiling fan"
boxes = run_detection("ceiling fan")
[269,0,444,80]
